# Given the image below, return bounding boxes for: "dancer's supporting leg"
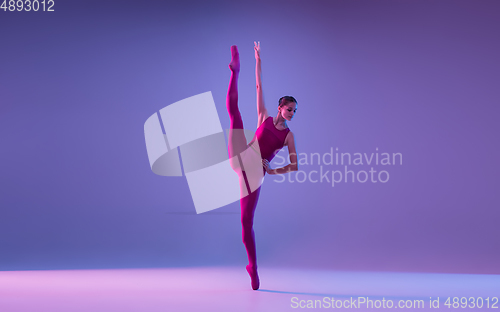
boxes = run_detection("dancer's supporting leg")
[241,185,261,290]
[226,45,260,290]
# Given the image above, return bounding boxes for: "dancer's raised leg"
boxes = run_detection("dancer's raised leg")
[226,45,247,160]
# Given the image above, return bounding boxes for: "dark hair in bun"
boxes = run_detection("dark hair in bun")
[278,96,297,108]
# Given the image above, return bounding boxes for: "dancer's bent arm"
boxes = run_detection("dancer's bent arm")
[255,41,269,128]
[264,132,299,175]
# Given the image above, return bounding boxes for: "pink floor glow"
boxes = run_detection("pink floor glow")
[0,267,498,312]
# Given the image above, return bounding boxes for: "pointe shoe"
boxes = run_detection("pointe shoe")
[246,264,260,290]
[229,45,240,73]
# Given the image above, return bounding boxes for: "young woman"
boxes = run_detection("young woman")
[226,42,298,290]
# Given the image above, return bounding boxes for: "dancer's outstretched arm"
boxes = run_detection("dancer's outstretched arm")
[255,41,269,128]
[263,132,299,175]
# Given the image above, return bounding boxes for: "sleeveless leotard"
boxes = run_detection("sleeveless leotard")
[248,116,290,174]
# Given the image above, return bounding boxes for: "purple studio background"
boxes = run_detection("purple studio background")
[0,0,498,273]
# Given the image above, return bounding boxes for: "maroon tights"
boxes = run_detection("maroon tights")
[226,45,260,290]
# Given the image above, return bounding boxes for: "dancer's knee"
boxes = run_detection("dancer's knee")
[241,214,254,228]
[241,225,254,241]
[228,112,242,126]
[227,95,238,108]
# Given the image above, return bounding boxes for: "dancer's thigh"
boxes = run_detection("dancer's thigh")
[239,142,265,193]
[240,184,262,222]
[228,128,248,158]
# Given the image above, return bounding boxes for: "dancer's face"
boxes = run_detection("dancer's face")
[280,102,297,121]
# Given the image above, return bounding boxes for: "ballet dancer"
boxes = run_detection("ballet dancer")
[226,41,298,290]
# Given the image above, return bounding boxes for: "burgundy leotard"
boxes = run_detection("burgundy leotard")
[249,116,290,173]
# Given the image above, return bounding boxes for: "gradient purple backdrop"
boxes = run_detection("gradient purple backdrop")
[0,0,498,274]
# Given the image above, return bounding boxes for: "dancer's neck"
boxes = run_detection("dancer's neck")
[274,116,287,129]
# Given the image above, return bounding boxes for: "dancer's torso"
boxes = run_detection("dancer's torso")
[248,116,290,163]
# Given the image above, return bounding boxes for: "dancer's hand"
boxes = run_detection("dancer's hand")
[262,159,273,174]
[254,41,260,60]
